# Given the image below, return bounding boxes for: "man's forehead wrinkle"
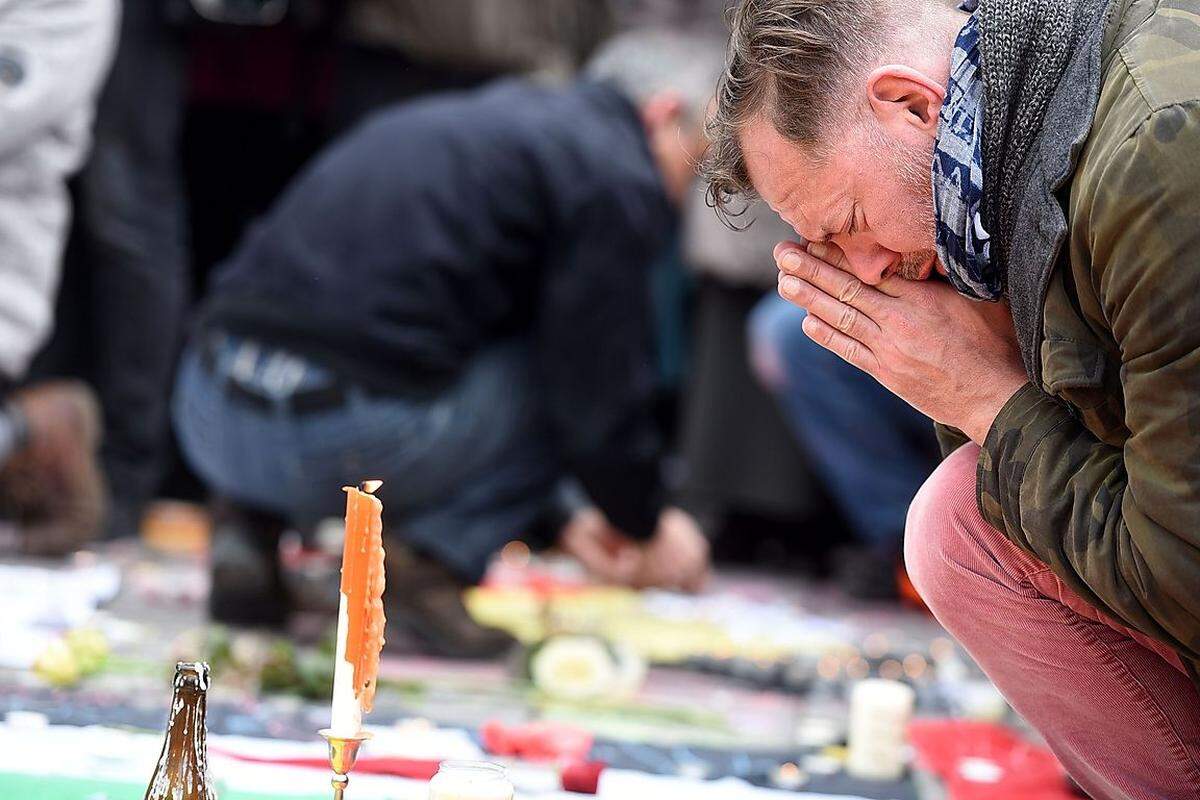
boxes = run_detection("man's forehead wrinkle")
[772,184,815,236]
[737,119,850,242]
[738,139,781,200]
[745,152,810,232]
[775,182,802,213]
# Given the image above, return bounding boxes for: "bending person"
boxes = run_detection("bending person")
[175,31,720,657]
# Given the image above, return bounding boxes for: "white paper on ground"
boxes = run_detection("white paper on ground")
[598,769,892,800]
[0,561,121,667]
[0,721,482,798]
[639,591,852,654]
[0,722,896,799]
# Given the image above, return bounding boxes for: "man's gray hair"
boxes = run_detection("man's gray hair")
[702,0,898,223]
[586,29,727,125]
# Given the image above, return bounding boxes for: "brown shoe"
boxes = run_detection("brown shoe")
[0,381,106,557]
[208,498,290,629]
[384,543,517,660]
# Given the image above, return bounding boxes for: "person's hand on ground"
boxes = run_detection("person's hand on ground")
[559,507,642,585]
[634,507,711,592]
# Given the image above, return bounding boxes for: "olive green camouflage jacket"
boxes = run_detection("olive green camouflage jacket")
[938,0,1200,673]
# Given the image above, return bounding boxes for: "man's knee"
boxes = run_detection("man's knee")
[904,444,985,615]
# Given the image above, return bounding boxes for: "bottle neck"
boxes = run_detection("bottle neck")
[146,669,213,800]
[163,683,207,758]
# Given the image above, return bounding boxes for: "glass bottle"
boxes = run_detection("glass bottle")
[144,661,218,800]
[428,760,514,800]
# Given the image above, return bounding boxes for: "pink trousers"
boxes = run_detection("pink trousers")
[905,444,1200,800]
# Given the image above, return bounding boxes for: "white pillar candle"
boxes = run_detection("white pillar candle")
[846,678,916,781]
[329,591,361,738]
[328,482,386,739]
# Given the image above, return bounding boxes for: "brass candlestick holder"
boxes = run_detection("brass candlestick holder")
[318,729,373,800]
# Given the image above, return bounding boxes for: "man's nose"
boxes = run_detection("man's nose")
[839,240,895,286]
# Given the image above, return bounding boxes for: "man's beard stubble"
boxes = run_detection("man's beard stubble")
[893,136,939,281]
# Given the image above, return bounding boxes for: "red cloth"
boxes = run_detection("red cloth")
[561,760,606,794]
[211,718,604,793]
[209,749,441,781]
[481,719,594,762]
[908,720,1071,800]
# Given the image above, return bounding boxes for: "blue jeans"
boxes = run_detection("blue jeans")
[173,334,557,581]
[748,295,937,552]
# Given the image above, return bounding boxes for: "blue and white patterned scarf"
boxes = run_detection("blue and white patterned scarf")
[931,5,1001,301]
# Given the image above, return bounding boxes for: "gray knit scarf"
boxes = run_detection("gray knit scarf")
[975,0,1114,285]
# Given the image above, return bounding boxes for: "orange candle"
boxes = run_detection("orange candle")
[330,481,387,736]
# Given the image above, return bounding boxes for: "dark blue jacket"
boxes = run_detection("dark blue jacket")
[201,79,675,538]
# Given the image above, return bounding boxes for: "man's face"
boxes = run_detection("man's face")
[739,113,942,285]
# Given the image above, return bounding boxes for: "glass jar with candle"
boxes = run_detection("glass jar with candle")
[428,760,514,800]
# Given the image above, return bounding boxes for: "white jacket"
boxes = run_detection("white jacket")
[0,0,118,381]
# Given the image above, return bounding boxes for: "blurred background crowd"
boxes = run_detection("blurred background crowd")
[1,0,942,657]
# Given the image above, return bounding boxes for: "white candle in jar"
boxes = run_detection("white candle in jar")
[428,761,514,800]
[846,678,916,781]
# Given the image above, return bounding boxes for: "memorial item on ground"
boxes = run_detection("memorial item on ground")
[144,661,217,800]
[320,481,388,799]
[427,760,514,800]
[846,678,915,781]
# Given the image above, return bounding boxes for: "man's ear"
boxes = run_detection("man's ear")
[865,66,945,139]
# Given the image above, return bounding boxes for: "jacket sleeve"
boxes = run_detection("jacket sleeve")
[0,0,117,159]
[977,106,1200,660]
[934,423,971,459]
[535,196,666,541]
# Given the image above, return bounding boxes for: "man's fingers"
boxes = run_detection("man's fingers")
[775,247,887,316]
[685,566,712,594]
[806,240,849,270]
[773,239,809,262]
[635,558,685,591]
[595,547,640,584]
[564,527,638,583]
[876,273,910,298]
[800,311,879,374]
[610,547,642,583]
[779,274,882,345]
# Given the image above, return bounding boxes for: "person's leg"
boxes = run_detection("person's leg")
[172,340,296,626]
[82,2,189,538]
[278,340,559,585]
[174,335,551,650]
[275,341,553,657]
[391,343,558,583]
[749,296,935,550]
[906,444,1200,800]
[749,295,936,595]
[0,381,105,557]
[172,341,301,518]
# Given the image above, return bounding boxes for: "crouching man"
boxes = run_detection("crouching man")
[705,0,1200,796]
[175,32,720,658]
